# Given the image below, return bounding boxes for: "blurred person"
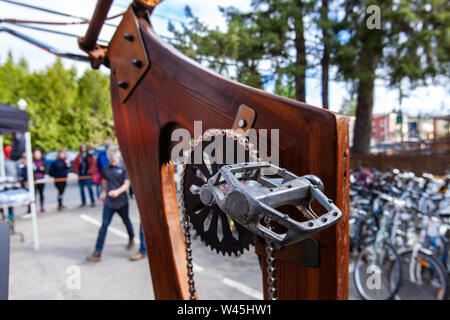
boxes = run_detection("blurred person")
[10,133,25,161]
[73,144,96,208]
[86,147,135,262]
[128,185,134,199]
[92,164,102,199]
[3,145,12,159]
[33,148,46,212]
[17,152,27,184]
[130,224,147,261]
[94,143,111,199]
[49,149,71,211]
[96,142,110,172]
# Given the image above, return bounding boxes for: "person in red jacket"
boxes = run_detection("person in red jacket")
[3,145,12,159]
[73,144,96,207]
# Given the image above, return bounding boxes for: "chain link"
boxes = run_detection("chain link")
[182,210,196,300]
[179,155,197,300]
[178,128,278,300]
[264,217,278,300]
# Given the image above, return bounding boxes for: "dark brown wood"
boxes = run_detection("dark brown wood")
[109,7,349,300]
[255,238,320,267]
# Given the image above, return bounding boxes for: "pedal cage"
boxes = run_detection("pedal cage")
[199,162,342,249]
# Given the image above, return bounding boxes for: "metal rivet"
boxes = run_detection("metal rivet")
[117,81,128,89]
[123,33,134,41]
[238,119,247,128]
[132,59,143,68]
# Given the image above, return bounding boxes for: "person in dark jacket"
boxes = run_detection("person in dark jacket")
[73,144,96,208]
[33,148,46,212]
[17,152,28,185]
[10,133,25,161]
[49,149,71,211]
[96,142,110,172]
[95,142,110,198]
[86,147,135,262]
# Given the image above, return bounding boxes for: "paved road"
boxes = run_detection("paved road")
[7,176,359,300]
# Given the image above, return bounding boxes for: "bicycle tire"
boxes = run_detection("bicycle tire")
[354,241,402,300]
[397,249,448,300]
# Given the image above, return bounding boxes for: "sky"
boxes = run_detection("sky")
[0,0,448,116]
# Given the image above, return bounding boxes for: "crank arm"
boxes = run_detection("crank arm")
[200,162,342,248]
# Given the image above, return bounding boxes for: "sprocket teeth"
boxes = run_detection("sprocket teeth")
[181,130,255,256]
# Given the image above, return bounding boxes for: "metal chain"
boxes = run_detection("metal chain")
[179,128,278,300]
[264,217,278,300]
[179,154,196,300]
[182,210,196,300]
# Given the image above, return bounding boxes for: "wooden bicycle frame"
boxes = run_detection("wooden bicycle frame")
[81,1,350,300]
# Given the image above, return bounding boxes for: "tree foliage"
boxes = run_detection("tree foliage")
[168,1,317,101]
[167,1,448,155]
[0,54,114,152]
[333,0,449,154]
[339,97,357,117]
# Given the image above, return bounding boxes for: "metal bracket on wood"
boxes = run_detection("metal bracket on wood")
[133,0,164,9]
[108,7,151,103]
[232,104,256,134]
[255,237,320,267]
[78,41,108,70]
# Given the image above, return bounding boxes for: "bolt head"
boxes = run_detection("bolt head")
[123,33,134,41]
[199,185,214,206]
[117,81,128,89]
[132,59,143,68]
[238,119,247,128]
[225,191,249,220]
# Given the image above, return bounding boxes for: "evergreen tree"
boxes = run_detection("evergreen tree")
[168,1,316,102]
[334,0,449,154]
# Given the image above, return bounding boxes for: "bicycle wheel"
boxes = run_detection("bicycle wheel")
[397,250,448,300]
[354,241,402,300]
[350,213,377,253]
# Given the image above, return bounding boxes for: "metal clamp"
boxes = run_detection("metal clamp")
[200,162,342,248]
